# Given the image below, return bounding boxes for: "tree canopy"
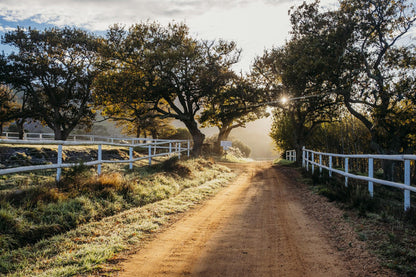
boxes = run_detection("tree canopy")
[0,85,19,134]
[1,27,101,140]
[198,75,268,153]
[336,0,416,154]
[252,4,344,161]
[265,0,416,160]
[94,22,241,155]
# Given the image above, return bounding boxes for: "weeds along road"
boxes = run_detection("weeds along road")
[117,162,392,277]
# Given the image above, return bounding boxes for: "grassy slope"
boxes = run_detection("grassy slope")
[0,158,234,276]
[303,168,416,276]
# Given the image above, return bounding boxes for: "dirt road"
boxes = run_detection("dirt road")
[117,162,392,277]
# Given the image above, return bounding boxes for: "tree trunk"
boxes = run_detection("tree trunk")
[150,129,158,139]
[294,144,304,166]
[17,118,25,139]
[136,126,142,138]
[184,120,205,156]
[53,128,70,140]
[215,126,233,155]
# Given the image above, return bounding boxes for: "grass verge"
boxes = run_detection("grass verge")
[0,157,235,276]
[302,168,416,276]
[273,158,296,166]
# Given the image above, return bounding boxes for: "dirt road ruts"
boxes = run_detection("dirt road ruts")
[117,162,393,277]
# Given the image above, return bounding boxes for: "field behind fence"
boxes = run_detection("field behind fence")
[0,133,191,182]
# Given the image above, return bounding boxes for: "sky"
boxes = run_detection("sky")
[0,0,338,159]
[0,0,339,72]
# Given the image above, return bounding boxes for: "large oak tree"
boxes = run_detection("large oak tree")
[1,27,100,140]
[94,22,240,155]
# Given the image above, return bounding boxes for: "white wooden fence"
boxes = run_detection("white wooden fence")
[0,136,190,181]
[302,147,416,210]
[1,131,180,144]
[285,150,296,162]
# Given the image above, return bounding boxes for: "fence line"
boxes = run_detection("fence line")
[0,137,191,181]
[302,147,416,211]
[1,131,182,144]
[285,150,296,162]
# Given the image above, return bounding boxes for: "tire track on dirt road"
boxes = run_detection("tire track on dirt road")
[117,162,386,276]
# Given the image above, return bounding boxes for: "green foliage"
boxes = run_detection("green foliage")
[204,136,251,158]
[1,27,101,140]
[94,22,241,155]
[266,0,416,158]
[231,140,251,157]
[254,7,343,160]
[165,128,192,140]
[0,85,19,133]
[273,159,296,166]
[308,115,372,154]
[199,75,268,151]
[270,109,296,152]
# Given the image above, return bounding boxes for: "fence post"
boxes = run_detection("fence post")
[98,144,102,175]
[329,155,332,177]
[187,140,190,157]
[404,159,411,211]
[302,147,305,168]
[306,151,309,171]
[148,144,152,166]
[311,152,314,174]
[56,144,62,182]
[178,142,181,159]
[368,158,373,198]
[129,147,133,170]
[169,142,172,155]
[345,157,349,187]
[319,154,322,175]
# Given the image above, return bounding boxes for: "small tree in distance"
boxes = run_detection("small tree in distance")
[199,75,268,154]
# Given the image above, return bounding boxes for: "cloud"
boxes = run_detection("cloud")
[0,0,262,31]
[0,0,305,31]
[0,25,16,32]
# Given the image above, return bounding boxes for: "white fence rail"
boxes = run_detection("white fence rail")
[302,147,416,211]
[0,137,190,181]
[1,131,181,144]
[285,150,296,162]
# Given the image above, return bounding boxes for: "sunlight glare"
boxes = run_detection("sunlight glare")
[280,96,288,105]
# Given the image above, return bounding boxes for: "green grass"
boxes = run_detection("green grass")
[0,157,235,276]
[273,158,296,166]
[219,153,253,163]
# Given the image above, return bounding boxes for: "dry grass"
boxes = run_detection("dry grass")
[0,158,234,276]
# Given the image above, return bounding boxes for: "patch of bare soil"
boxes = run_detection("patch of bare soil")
[116,162,396,276]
